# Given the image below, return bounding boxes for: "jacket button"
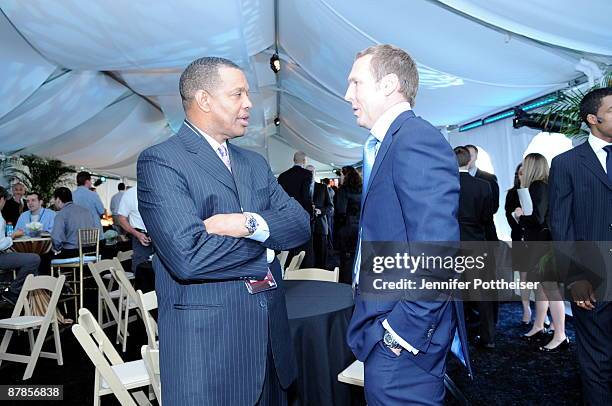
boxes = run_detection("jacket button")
[259,300,267,308]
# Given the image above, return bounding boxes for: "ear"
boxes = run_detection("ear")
[194,89,212,113]
[381,73,400,96]
[586,113,599,127]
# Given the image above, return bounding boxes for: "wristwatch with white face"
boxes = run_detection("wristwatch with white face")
[244,213,258,236]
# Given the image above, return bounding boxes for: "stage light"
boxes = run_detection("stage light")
[512,108,565,133]
[270,54,280,73]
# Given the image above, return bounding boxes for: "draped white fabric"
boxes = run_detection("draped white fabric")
[0,0,610,177]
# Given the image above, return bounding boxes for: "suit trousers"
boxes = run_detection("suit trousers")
[256,337,287,406]
[364,341,445,406]
[571,301,612,405]
[312,232,328,269]
[0,251,40,299]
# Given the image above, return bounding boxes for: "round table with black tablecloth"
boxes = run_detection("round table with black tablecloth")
[284,280,364,406]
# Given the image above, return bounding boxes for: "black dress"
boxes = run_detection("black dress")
[334,185,361,283]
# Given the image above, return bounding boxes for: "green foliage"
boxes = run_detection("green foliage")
[539,71,612,139]
[13,155,75,203]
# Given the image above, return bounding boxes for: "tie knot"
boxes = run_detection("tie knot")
[365,134,378,150]
[604,145,612,155]
[217,145,228,157]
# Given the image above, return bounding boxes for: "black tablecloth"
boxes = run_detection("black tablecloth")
[284,280,363,406]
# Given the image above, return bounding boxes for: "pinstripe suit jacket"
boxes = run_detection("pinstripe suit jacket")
[549,141,612,295]
[137,123,311,406]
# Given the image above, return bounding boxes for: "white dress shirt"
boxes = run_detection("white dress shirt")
[117,187,146,231]
[588,133,612,173]
[185,120,274,263]
[365,103,419,355]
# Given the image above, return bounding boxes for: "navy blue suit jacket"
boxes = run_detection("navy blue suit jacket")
[137,123,310,405]
[549,141,612,293]
[347,110,472,378]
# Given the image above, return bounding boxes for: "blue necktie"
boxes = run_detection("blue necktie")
[353,134,379,286]
[604,145,612,184]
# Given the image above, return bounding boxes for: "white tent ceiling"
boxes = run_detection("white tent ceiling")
[1,0,610,177]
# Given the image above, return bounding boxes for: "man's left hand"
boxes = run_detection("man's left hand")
[203,213,249,238]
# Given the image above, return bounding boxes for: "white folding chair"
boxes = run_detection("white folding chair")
[136,290,158,349]
[284,267,339,282]
[104,250,135,285]
[109,259,141,352]
[88,260,123,329]
[276,251,289,276]
[72,308,151,406]
[141,345,161,405]
[0,274,65,380]
[338,360,364,387]
[284,251,305,273]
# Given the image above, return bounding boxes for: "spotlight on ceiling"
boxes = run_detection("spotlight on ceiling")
[274,117,280,126]
[512,108,565,133]
[270,54,280,73]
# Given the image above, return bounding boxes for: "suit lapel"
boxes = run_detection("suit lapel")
[578,142,612,191]
[178,123,238,196]
[227,144,253,211]
[362,110,414,207]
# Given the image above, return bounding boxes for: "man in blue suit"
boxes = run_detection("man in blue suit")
[344,45,471,405]
[549,87,612,405]
[137,57,311,405]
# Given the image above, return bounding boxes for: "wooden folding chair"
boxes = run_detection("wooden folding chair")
[51,228,99,319]
[109,258,141,352]
[141,345,161,405]
[72,308,151,406]
[284,267,340,282]
[136,290,158,349]
[0,274,65,380]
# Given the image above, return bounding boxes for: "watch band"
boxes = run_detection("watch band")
[244,213,258,236]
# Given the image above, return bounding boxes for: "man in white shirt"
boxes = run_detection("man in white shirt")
[117,186,152,272]
[110,182,126,234]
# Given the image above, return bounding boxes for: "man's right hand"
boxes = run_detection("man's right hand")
[571,280,596,310]
[135,231,151,246]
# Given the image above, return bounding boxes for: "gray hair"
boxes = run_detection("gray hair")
[356,44,419,106]
[293,151,307,165]
[179,57,241,109]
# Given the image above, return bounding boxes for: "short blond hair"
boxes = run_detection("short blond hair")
[356,44,419,106]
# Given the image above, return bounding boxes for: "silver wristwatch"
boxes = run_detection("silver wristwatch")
[244,213,258,236]
[383,330,402,350]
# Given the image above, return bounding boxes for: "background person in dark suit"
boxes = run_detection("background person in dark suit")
[277,151,315,267]
[137,56,311,406]
[454,146,497,348]
[306,165,333,269]
[465,144,499,241]
[344,44,471,405]
[549,87,612,404]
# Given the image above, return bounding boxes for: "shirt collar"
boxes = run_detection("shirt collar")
[185,120,228,152]
[370,102,412,143]
[468,166,477,177]
[588,132,612,153]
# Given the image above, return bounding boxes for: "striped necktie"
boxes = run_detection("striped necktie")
[217,144,232,173]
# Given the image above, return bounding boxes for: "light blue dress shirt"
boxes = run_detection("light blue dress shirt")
[15,208,56,234]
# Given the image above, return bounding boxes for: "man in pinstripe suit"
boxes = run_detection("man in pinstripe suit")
[137,57,311,405]
[549,87,612,405]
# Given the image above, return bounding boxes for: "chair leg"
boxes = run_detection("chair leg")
[93,372,100,406]
[122,303,130,352]
[116,293,123,345]
[97,292,103,324]
[52,320,63,365]
[27,329,35,351]
[0,330,14,368]
[79,266,84,311]
[23,321,51,380]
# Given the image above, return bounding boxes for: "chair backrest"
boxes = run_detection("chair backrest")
[284,267,339,283]
[141,345,161,404]
[78,228,100,259]
[116,250,133,263]
[108,258,139,304]
[88,259,121,319]
[276,251,289,271]
[72,309,139,406]
[285,251,305,273]
[136,290,158,349]
[10,274,66,319]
